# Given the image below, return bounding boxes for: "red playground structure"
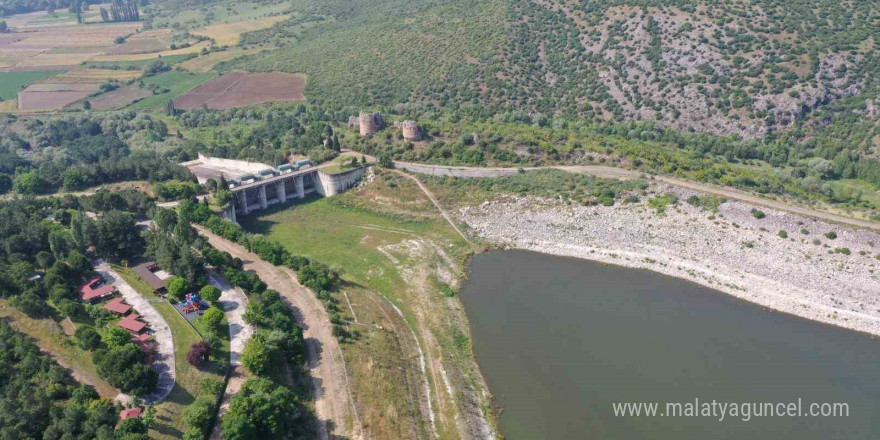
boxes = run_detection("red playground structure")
[181,292,207,314]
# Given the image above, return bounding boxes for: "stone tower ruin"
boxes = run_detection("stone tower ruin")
[401,120,421,141]
[358,112,384,136]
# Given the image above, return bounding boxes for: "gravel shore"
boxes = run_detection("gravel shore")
[459,185,880,337]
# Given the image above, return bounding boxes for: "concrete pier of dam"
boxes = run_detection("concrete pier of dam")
[182,154,367,223]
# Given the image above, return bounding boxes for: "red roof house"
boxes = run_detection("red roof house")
[119,407,142,420]
[79,277,115,303]
[103,297,131,314]
[117,313,147,333]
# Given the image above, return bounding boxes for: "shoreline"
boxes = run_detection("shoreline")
[458,188,880,338]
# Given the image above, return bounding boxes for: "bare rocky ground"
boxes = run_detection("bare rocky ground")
[459,184,880,336]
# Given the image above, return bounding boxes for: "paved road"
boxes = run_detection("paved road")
[96,261,176,403]
[391,161,880,231]
[193,226,363,440]
[207,269,254,440]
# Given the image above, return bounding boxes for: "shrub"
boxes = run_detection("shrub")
[834,247,851,255]
[187,341,211,366]
[199,285,221,303]
[824,231,837,239]
[166,276,188,301]
[201,307,225,335]
[777,230,788,238]
[75,327,102,350]
[751,209,766,219]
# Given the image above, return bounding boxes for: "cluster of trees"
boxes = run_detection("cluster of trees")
[99,0,139,22]
[1,114,191,195]
[93,327,158,395]
[145,206,207,288]
[153,179,201,201]
[0,321,127,440]
[0,0,97,15]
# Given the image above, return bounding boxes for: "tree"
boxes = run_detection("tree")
[199,285,221,302]
[183,396,215,439]
[13,170,48,194]
[201,307,224,335]
[95,210,144,259]
[76,326,102,350]
[116,418,147,436]
[94,344,158,395]
[221,378,299,440]
[0,21,8,33]
[187,341,211,366]
[241,336,272,376]
[58,298,85,319]
[166,276,188,301]
[82,100,91,110]
[36,251,55,269]
[104,326,133,347]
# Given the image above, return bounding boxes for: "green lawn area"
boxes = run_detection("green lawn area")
[82,54,195,70]
[239,195,461,301]
[125,71,217,110]
[113,264,229,440]
[0,71,65,100]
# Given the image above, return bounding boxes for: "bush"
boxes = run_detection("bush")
[834,247,851,255]
[825,231,837,239]
[751,209,766,219]
[75,327,102,350]
[200,307,225,335]
[199,285,221,302]
[187,341,212,366]
[777,230,788,238]
[166,276,188,301]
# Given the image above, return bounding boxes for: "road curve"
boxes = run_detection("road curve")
[193,225,363,440]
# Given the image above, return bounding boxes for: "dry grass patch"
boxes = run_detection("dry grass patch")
[179,47,269,72]
[191,15,290,46]
[90,40,211,62]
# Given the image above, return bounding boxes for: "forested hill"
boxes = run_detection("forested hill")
[231,0,878,143]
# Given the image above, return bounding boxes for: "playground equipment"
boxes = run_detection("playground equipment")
[181,293,207,314]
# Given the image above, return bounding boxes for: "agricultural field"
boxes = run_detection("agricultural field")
[126,70,217,110]
[173,71,305,109]
[191,14,290,46]
[0,70,61,100]
[105,28,174,55]
[17,68,142,110]
[178,46,268,72]
[83,53,194,70]
[83,84,153,110]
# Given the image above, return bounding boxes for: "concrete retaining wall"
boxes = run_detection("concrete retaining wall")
[316,167,366,196]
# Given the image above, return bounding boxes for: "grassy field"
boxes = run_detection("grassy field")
[191,14,291,46]
[0,299,119,398]
[0,71,65,100]
[239,171,491,439]
[126,71,217,110]
[150,0,292,30]
[113,264,229,440]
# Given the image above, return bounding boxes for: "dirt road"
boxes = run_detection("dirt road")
[392,169,470,242]
[193,226,363,440]
[391,161,880,231]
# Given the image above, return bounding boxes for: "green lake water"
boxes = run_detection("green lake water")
[460,250,879,440]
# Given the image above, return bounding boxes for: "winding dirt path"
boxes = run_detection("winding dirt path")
[392,169,470,242]
[193,226,363,440]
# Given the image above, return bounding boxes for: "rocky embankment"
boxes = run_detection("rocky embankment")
[459,185,880,336]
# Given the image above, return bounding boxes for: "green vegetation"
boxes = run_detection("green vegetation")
[0,71,64,100]
[649,194,679,213]
[126,71,217,110]
[83,54,195,70]
[0,321,123,440]
[778,230,788,239]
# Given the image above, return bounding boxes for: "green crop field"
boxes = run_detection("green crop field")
[126,71,217,110]
[0,71,64,100]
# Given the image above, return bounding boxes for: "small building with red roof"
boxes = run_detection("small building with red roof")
[103,297,131,315]
[117,313,147,334]
[79,277,115,303]
[119,407,142,420]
